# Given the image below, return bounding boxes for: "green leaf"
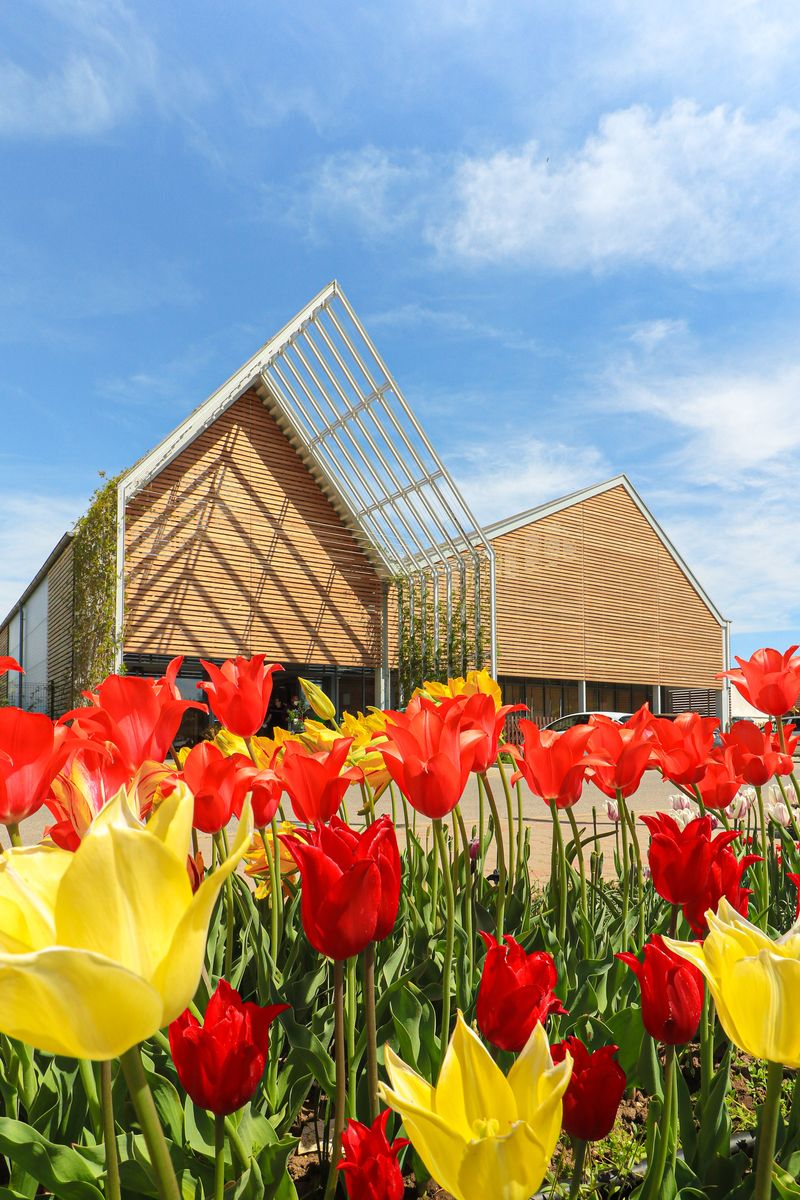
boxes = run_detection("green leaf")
[0,1118,103,1200]
[145,1069,184,1145]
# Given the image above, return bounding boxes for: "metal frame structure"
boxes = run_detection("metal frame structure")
[115,281,497,688]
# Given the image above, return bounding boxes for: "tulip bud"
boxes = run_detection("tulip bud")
[170,980,288,1115]
[617,934,704,1045]
[476,931,567,1052]
[338,1110,409,1200]
[551,1038,626,1142]
[299,677,336,722]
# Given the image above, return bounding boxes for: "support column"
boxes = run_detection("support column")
[651,685,662,715]
[577,680,587,712]
[377,584,391,709]
[721,620,732,730]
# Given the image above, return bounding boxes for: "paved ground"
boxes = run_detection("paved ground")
[6,767,771,879]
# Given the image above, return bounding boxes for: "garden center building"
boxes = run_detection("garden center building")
[0,281,731,732]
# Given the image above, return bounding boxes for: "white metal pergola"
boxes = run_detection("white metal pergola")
[116,281,496,694]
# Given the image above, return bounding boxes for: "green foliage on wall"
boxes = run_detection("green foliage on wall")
[71,472,122,700]
[394,556,491,704]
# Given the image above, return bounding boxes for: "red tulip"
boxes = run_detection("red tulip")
[63,656,206,771]
[0,709,72,825]
[277,738,360,823]
[449,692,525,774]
[380,697,482,818]
[282,816,401,958]
[721,720,796,786]
[171,742,256,834]
[338,1110,409,1200]
[0,657,22,676]
[693,748,743,810]
[240,767,284,828]
[681,847,761,936]
[475,931,567,1052]
[586,717,652,799]
[551,1038,626,1142]
[721,646,800,717]
[198,655,282,737]
[640,812,740,907]
[642,712,719,788]
[169,980,288,1115]
[787,872,800,920]
[617,935,704,1044]
[509,720,593,809]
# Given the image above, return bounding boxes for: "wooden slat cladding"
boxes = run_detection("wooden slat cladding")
[124,390,382,666]
[0,624,8,704]
[47,541,74,701]
[492,485,723,688]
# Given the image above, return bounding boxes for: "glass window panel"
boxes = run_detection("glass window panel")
[546,684,562,720]
[599,684,615,711]
[564,682,579,712]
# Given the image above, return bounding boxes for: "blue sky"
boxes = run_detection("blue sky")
[2,0,800,660]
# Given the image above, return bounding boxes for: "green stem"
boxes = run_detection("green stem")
[224,1116,251,1172]
[477,772,486,896]
[214,1113,225,1200]
[78,1058,102,1143]
[617,788,631,949]
[455,805,474,987]
[565,805,589,947]
[755,786,770,930]
[515,777,525,885]
[640,1045,675,1200]
[364,943,380,1122]
[324,960,346,1200]
[497,757,516,885]
[6,822,22,848]
[480,772,506,938]
[754,1060,784,1200]
[433,818,455,1074]
[269,818,282,964]
[119,1045,181,1200]
[569,1137,588,1199]
[100,1061,121,1200]
[430,822,440,921]
[346,956,357,1118]
[550,800,568,944]
[700,993,714,1108]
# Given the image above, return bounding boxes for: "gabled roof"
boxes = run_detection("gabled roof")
[115,280,497,671]
[482,473,727,627]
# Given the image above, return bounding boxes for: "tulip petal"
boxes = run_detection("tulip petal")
[154,802,253,1024]
[458,1121,548,1200]
[383,1044,436,1111]
[0,946,163,1059]
[379,1081,466,1200]
[55,795,193,981]
[507,1022,571,1158]
[144,783,195,862]
[724,951,800,1066]
[436,1014,516,1138]
[0,845,70,953]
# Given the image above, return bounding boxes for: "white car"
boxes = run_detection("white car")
[542,710,632,732]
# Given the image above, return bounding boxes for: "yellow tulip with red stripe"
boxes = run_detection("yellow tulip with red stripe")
[666,897,800,1066]
[0,784,252,1060]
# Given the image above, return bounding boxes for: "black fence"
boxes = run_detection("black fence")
[0,677,74,718]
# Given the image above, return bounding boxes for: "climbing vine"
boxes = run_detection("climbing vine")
[393,555,491,704]
[71,471,123,700]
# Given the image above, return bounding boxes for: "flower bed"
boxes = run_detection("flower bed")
[0,648,799,1199]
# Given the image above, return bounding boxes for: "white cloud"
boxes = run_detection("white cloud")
[433,101,800,272]
[366,302,544,352]
[309,146,431,237]
[0,492,87,620]
[600,338,800,632]
[451,435,609,526]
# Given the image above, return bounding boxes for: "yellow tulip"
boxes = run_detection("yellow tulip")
[380,1013,571,1200]
[299,677,336,722]
[244,821,299,898]
[666,898,800,1066]
[418,669,503,711]
[0,784,252,1061]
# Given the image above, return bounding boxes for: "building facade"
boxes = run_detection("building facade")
[1,282,731,729]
